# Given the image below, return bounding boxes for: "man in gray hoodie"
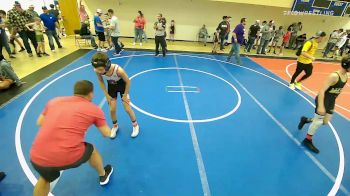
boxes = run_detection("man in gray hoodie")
[257,20,274,55]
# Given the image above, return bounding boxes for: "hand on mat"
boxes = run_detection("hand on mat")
[122,94,130,104]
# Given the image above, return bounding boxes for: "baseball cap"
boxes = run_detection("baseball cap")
[29,4,34,8]
[14,1,21,6]
[315,31,326,37]
[96,9,102,13]
[42,6,48,10]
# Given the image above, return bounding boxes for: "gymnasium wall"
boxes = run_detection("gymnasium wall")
[84,0,350,48]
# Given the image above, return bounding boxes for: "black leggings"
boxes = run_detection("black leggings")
[290,62,313,84]
[155,35,166,56]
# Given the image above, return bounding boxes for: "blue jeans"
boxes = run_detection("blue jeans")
[134,28,144,43]
[111,36,121,54]
[46,30,62,50]
[257,38,269,54]
[227,43,242,65]
[323,42,336,57]
[1,32,12,56]
[246,36,256,52]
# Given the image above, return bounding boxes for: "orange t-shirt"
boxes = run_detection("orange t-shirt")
[30,96,106,167]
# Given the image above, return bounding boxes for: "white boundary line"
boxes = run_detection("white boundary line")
[174,55,211,196]
[285,62,350,116]
[218,60,350,196]
[14,53,346,196]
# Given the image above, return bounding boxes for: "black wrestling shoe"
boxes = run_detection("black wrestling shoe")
[302,138,319,154]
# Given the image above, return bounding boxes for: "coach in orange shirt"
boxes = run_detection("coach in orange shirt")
[30,80,116,196]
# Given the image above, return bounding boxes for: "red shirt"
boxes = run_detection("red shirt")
[134,16,146,29]
[30,96,106,167]
[283,31,291,43]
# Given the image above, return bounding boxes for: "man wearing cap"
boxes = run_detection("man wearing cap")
[94,9,106,52]
[289,31,327,90]
[27,5,39,22]
[40,6,62,52]
[7,1,38,57]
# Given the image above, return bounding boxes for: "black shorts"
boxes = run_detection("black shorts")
[108,79,126,98]
[31,142,94,182]
[96,31,106,41]
[315,96,335,115]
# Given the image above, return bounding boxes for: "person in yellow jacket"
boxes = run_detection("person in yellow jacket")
[289,31,326,90]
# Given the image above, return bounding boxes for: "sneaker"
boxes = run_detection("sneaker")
[29,53,33,57]
[99,165,114,186]
[97,48,101,52]
[132,42,136,46]
[101,49,108,53]
[131,124,139,138]
[37,53,42,57]
[51,49,56,52]
[43,53,50,56]
[298,116,309,130]
[140,43,143,46]
[289,83,295,90]
[10,55,16,58]
[295,82,302,90]
[302,138,319,153]
[155,53,159,57]
[58,45,63,49]
[18,48,26,52]
[113,53,121,56]
[110,125,119,139]
[15,81,26,87]
[0,172,6,182]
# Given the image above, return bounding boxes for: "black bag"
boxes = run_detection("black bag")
[296,39,313,56]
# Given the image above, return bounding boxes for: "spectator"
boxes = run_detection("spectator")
[0,10,15,58]
[40,6,62,52]
[5,17,25,54]
[103,14,112,49]
[27,5,39,22]
[107,9,122,56]
[280,28,292,55]
[169,20,175,42]
[227,18,246,65]
[254,20,266,49]
[26,17,49,57]
[133,11,146,46]
[268,26,284,54]
[212,28,220,53]
[79,0,89,23]
[340,30,350,56]
[0,172,5,182]
[49,4,59,18]
[80,21,98,49]
[257,20,274,55]
[217,16,229,51]
[154,13,166,57]
[224,16,231,46]
[94,9,106,52]
[245,20,260,53]
[332,31,347,59]
[288,22,302,49]
[295,33,307,50]
[198,24,209,46]
[323,29,342,58]
[0,55,25,87]
[7,2,38,57]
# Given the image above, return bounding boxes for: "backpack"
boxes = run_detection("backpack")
[296,39,313,56]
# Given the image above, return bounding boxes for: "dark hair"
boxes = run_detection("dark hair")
[0,55,5,61]
[339,28,344,33]
[91,52,109,68]
[74,80,94,96]
[108,9,114,14]
[240,18,246,23]
[50,4,54,9]
[262,20,267,24]
[0,10,6,16]
[138,10,143,17]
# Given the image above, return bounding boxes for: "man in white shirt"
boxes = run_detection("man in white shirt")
[107,9,122,56]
